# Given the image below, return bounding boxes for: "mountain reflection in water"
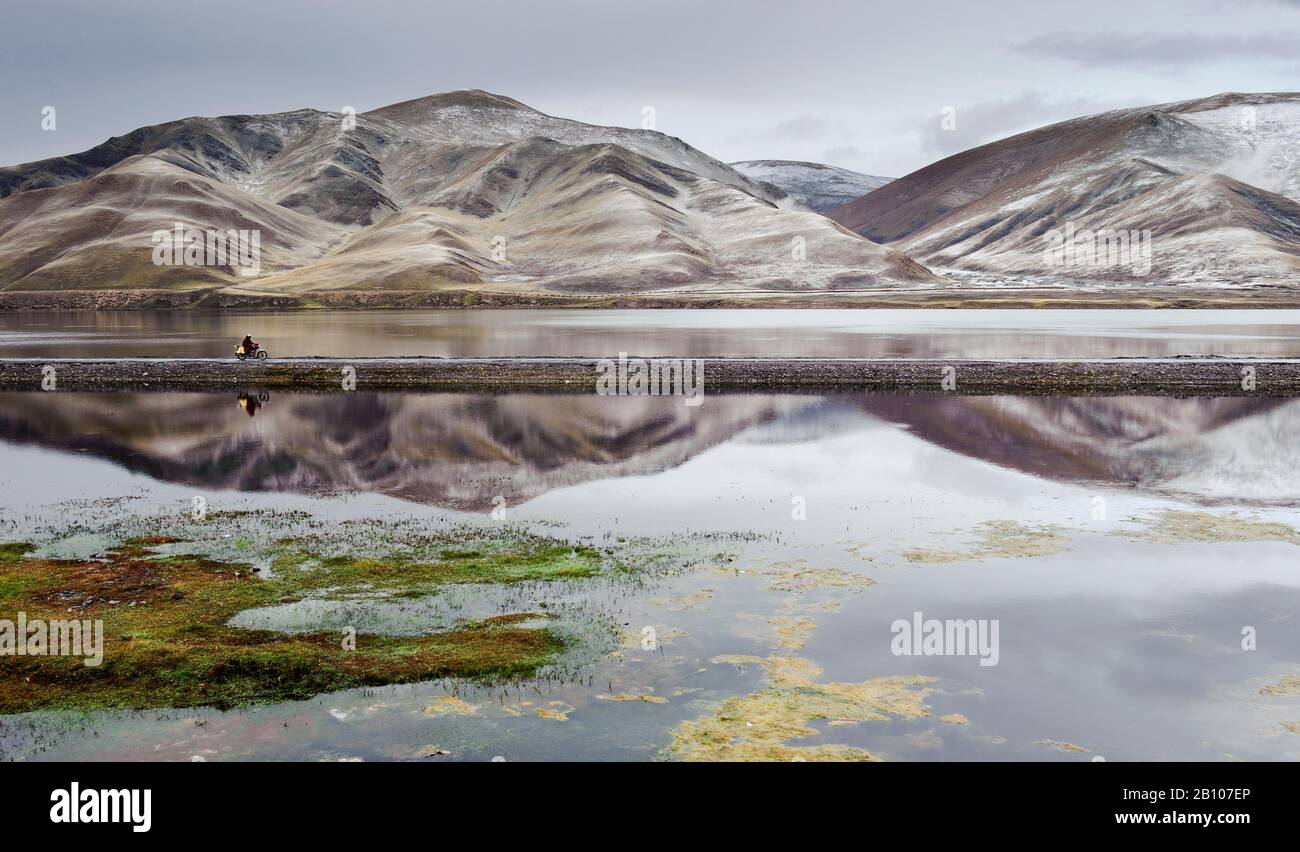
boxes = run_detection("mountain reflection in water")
[0,392,1295,509]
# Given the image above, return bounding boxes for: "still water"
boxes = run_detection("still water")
[3,308,1300,358]
[1,389,1299,761]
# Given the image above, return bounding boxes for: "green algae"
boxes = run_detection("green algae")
[269,541,603,596]
[0,542,34,564]
[0,533,610,714]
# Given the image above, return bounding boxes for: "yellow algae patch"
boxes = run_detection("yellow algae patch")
[665,654,936,762]
[653,590,714,611]
[1036,739,1090,753]
[768,616,818,650]
[757,564,877,594]
[939,714,969,725]
[902,521,1072,564]
[534,703,573,722]
[596,693,669,704]
[1121,510,1300,546]
[763,655,826,687]
[710,654,767,668]
[420,696,479,716]
[778,599,843,615]
[1261,675,1300,696]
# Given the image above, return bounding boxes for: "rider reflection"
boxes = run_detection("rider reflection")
[237,391,270,417]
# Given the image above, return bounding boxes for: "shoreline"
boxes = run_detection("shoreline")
[3,356,1298,396]
[4,287,1300,311]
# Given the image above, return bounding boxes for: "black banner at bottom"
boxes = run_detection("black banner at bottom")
[1,760,1284,838]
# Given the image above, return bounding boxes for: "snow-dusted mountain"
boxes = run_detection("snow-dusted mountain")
[0,391,803,510]
[0,90,936,302]
[859,395,1300,505]
[730,160,892,213]
[830,92,1300,286]
[3,390,1297,508]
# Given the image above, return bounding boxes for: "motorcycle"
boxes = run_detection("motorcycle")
[235,344,268,361]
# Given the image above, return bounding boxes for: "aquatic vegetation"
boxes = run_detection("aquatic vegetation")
[1035,739,1090,753]
[535,703,572,721]
[421,696,480,716]
[666,654,936,762]
[708,653,766,667]
[768,616,818,650]
[653,590,713,611]
[596,693,668,704]
[0,542,33,564]
[752,562,876,593]
[901,520,1072,564]
[270,542,603,596]
[1260,675,1300,696]
[1122,511,1300,546]
[0,532,613,714]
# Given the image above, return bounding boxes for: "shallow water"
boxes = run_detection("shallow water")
[4,308,1300,359]
[2,389,1299,761]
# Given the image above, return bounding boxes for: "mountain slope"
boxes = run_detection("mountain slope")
[830,92,1300,285]
[0,392,803,510]
[731,160,892,213]
[0,156,344,291]
[0,90,937,298]
[858,395,1300,505]
[2,391,1297,509]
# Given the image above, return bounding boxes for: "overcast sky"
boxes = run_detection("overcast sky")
[4,0,1299,177]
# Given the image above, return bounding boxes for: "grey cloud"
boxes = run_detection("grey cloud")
[733,116,846,145]
[2,0,1298,177]
[821,146,880,172]
[1017,31,1300,70]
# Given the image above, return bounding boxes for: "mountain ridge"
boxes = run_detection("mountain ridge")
[8,89,1300,304]
[829,91,1300,285]
[0,89,938,299]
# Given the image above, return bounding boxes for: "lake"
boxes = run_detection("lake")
[0,311,1298,762]
[3,308,1300,358]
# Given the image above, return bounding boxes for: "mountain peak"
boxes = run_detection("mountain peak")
[0,88,934,298]
[363,89,538,121]
[731,160,893,213]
